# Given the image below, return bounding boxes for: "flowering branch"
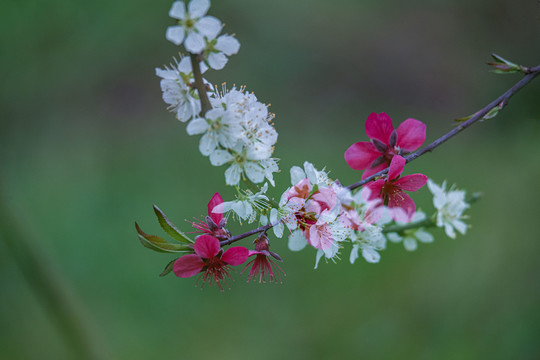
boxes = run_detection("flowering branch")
[347,63,540,191]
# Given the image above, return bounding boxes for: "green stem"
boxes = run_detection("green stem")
[382,217,435,234]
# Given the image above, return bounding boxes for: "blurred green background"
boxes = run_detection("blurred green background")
[1,0,540,359]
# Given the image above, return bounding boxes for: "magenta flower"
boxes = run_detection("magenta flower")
[173,234,249,291]
[190,192,230,240]
[364,155,428,222]
[243,235,285,283]
[345,112,426,179]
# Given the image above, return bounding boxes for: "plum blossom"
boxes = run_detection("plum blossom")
[349,223,386,264]
[243,234,285,283]
[364,155,428,223]
[156,56,210,122]
[345,112,426,179]
[386,211,434,251]
[189,192,230,240]
[212,183,270,223]
[166,0,222,54]
[428,179,469,239]
[173,234,249,290]
[203,34,241,70]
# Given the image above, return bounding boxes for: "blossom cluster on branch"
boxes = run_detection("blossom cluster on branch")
[136,0,540,291]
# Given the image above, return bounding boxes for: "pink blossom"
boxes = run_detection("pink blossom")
[345,112,426,179]
[364,155,428,222]
[243,235,285,283]
[173,235,249,291]
[190,192,230,240]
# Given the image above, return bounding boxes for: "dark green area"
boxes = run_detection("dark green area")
[1,0,540,359]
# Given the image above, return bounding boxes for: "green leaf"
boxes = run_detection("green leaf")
[153,205,194,244]
[135,222,193,253]
[454,114,474,123]
[159,259,178,277]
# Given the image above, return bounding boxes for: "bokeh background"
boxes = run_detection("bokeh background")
[1,0,540,359]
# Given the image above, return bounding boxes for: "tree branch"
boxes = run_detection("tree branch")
[220,62,540,247]
[190,53,212,117]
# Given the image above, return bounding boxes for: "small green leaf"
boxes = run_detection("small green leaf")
[135,222,193,253]
[153,205,194,244]
[454,114,474,123]
[159,259,178,277]
[482,107,499,120]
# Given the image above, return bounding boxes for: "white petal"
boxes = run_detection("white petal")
[215,35,240,55]
[225,164,241,186]
[290,166,305,186]
[195,16,222,39]
[349,244,360,264]
[169,1,186,19]
[403,237,418,251]
[185,32,205,54]
[166,26,185,45]
[208,52,228,70]
[303,162,318,185]
[177,56,193,73]
[288,230,307,251]
[186,117,208,135]
[314,249,325,269]
[209,150,233,166]
[188,0,210,18]
[155,67,176,80]
[244,162,265,183]
[260,215,268,226]
[444,223,456,239]
[199,132,217,156]
[273,222,284,238]
[232,201,248,219]
[386,232,402,243]
[415,230,434,243]
[452,220,467,235]
[362,247,381,263]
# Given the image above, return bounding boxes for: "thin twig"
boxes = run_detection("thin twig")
[190,53,212,116]
[219,63,540,247]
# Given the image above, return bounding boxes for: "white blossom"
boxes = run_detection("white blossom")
[386,211,434,251]
[204,34,241,70]
[212,183,270,223]
[166,0,222,53]
[428,179,469,239]
[349,223,386,264]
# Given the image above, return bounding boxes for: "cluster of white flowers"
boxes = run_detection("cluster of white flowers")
[428,179,469,238]
[156,0,279,187]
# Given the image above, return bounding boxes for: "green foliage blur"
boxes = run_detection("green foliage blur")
[1,0,540,359]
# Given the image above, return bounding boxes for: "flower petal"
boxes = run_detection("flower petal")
[344,141,381,170]
[215,35,240,55]
[362,247,381,263]
[185,32,205,54]
[288,229,307,251]
[396,118,426,152]
[365,112,394,144]
[173,254,204,278]
[403,237,418,251]
[208,52,228,70]
[222,246,249,265]
[166,26,185,46]
[210,149,234,166]
[193,234,221,258]
[394,173,428,192]
[186,117,208,135]
[208,192,223,225]
[188,0,210,18]
[196,16,222,39]
[361,161,388,180]
[365,179,385,201]
[244,162,265,183]
[388,155,405,181]
[388,192,415,222]
[225,164,242,186]
[169,1,186,19]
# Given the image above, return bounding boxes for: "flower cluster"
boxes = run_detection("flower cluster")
[137,0,478,291]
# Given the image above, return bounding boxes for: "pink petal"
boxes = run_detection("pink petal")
[248,250,264,257]
[396,118,426,152]
[365,179,385,201]
[173,254,204,278]
[312,187,337,212]
[365,112,394,144]
[388,155,405,181]
[222,246,249,265]
[388,192,416,222]
[193,235,221,259]
[207,192,223,225]
[394,174,428,192]
[361,161,388,180]
[344,142,381,170]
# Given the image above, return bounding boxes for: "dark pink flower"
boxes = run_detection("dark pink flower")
[345,112,426,179]
[364,155,428,222]
[173,235,249,290]
[190,192,230,240]
[243,235,285,283]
